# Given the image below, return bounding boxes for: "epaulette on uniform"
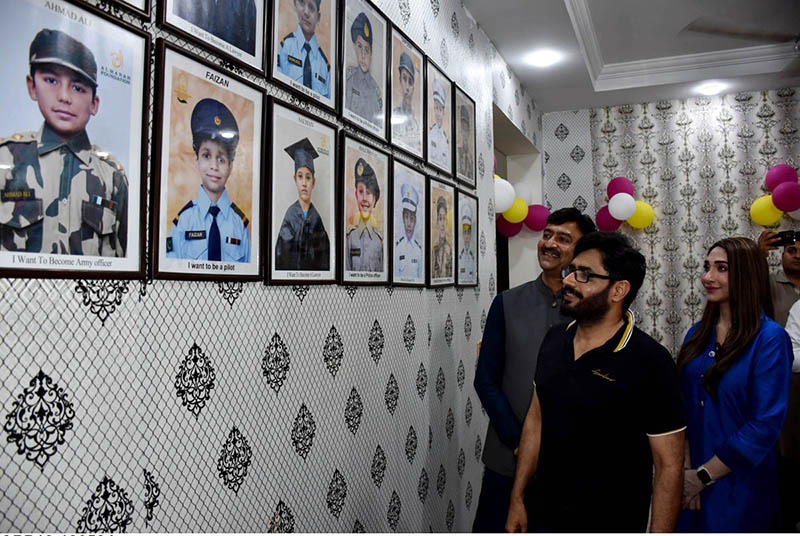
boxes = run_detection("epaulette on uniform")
[319,48,330,70]
[93,147,125,172]
[173,200,194,225]
[0,132,36,146]
[231,202,249,228]
[414,239,421,249]
[280,32,295,47]
[374,229,382,240]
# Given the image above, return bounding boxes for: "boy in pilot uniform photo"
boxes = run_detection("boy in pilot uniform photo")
[167,98,250,263]
[394,182,422,280]
[391,51,420,151]
[428,77,450,170]
[345,157,382,272]
[277,0,331,98]
[0,29,128,257]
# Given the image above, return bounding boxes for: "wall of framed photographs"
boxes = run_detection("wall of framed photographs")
[0,0,504,531]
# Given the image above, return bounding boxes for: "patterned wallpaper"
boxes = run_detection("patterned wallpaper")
[543,88,800,355]
[542,110,593,213]
[0,0,504,532]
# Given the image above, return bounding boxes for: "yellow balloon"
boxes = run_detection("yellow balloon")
[750,195,783,226]
[494,173,502,180]
[627,201,655,229]
[503,197,529,223]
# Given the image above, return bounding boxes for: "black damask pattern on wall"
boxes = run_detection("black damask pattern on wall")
[76,476,134,533]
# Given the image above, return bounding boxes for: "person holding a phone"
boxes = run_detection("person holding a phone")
[758,230,800,326]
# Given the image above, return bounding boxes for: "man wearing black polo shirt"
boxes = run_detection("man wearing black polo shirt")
[506,232,686,533]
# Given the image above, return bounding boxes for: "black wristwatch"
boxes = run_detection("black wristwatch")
[696,466,714,486]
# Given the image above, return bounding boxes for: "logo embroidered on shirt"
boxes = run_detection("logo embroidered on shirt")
[591,369,616,382]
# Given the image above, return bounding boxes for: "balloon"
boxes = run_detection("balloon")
[494,177,515,212]
[627,201,655,229]
[765,164,799,192]
[503,197,529,223]
[772,181,800,212]
[607,177,634,199]
[608,193,637,220]
[515,182,533,204]
[496,215,523,237]
[789,208,800,220]
[524,204,550,231]
[596,205,622,231]
[750,195,783,226]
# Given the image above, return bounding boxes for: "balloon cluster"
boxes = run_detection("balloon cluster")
[494,174,550,238]
[595,177,654,231]
[750,164,800,225]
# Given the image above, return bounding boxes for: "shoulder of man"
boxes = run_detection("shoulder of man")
[0,132,37,146]
[373,228,383,241]
[395,236,405,246]
[626,325,674,364]
[173,200,195,226]
[318,47,330,70]
[230,202,249,228]
[92,146,126,173]
[280,32,296,47]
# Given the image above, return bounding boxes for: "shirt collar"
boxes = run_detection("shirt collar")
[37,123,92,163]
[533,274,563,301]
[294,25,319,50]
[776,270,793,284]
[197,186,232,216]
[565,309,636,353]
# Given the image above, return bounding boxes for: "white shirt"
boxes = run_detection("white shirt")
[783,300,800,372]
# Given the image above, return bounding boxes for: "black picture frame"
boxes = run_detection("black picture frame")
[388,24,425,161]
[339,131,392,285]
[454,84,477,189]
[151,39,266,281]
[390,159,426,287]
[427,176,456,287]
[268,97,339,285]
[159,0,269,76]
[338,0,389,141]
[100,0,152,20]
[0,0,150,280]
[455,189,478,287]
[423,58,454,176]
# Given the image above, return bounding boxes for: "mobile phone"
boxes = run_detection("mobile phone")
[775,230,798,247]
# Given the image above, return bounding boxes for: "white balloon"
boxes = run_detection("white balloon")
[494,178,516,213]
[789,208,800,220]
[608,193,636,220]
[514,182,534,205]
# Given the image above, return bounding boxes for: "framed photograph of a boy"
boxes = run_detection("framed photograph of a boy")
[424,59,453,176]
[161,0,266,74]
[455,189,478,287]
[389,26,423,160]
[269,100,337,284]
[427,177,455,287]
[153,41,264,280]
[391,160,426,286]
[341,133,389,285]
[340,0,387,140]
[272,0,337,111]
[454,85,476,188]
[0,0,149,279]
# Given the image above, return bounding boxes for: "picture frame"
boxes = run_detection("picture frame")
[424,59,453,176]
[455,189,478,287]
[104,0,151,20]
[454,85,477,188]
[427,177,456,287]
[268,98,338,284]
[271,0,337,111]
[152,40,265,281]
[160,0,267,75]
[340,0,388,140]
[391,159,426,287]
[0,0,149,279]
[388,25,424,160]
[340,133,390,285]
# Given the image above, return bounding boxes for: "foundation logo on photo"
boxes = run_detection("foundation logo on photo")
[174,73,191,103]
[318,136,330,156]
[100,49,131,85]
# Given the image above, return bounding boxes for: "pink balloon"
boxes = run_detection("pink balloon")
[607,177,634,199]
[497,215,523,237]
[772,182,800,212]
[765,164,799,192]
[596,205,622,232]
[524,204,550,231]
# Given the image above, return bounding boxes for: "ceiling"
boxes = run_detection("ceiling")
[463,0,800,112]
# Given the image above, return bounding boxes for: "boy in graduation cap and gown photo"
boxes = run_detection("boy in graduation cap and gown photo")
[345,157,383,272]
[275,137,330,271]
[167,98,250,263]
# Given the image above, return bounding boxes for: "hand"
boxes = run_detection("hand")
[758,230,780,257]
[505,497,527,533]
[682,469,704,508]
[513,447,519,457]
[687,493,701,511]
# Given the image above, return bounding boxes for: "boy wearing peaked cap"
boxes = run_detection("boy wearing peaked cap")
[428,77,450,169]
[391,51,420,151]
[458,200,475,280]
[0,28,128,257]
[346,157,383,272]
[277,0,331,98]
[457,104,474,179]
[394,181,422,280]
[167,98,250,263]
[344,11,383,128]
[275,137,330,271]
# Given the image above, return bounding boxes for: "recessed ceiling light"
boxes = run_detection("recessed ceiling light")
[524,49,562,68]
[695,82,727,96]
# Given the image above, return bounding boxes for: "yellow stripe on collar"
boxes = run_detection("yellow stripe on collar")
[613,310,635,352]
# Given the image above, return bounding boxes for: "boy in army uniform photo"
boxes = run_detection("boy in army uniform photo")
[344,11,383,130]
[345,157,383,272]
[167,98,250,263]
[277,0,331,98]
[0,29,128,257]
[432,194,452,278]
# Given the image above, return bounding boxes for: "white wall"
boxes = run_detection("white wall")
[507,153,543,288]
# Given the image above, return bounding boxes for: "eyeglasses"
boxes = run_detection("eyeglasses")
[561,265,618,283]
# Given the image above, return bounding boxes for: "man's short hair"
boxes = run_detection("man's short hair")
[573,231,645,309]
[546,207,596,236]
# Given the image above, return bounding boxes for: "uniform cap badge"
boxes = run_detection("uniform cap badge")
[364,25,370,38]
[357,162,364,176]
[214,115,221,126]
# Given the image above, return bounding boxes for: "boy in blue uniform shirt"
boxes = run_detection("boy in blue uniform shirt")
[277,0,331,98]
[167,98,250,263]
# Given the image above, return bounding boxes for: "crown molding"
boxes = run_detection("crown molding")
[564,0,603,81]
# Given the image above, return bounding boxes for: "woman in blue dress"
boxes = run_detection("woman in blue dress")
[677,237,792,532]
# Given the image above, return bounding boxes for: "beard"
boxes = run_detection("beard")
[560,284,612,324]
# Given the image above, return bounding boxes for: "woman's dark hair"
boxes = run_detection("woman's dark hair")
[676,237,773,397]
[572,231,645,309]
